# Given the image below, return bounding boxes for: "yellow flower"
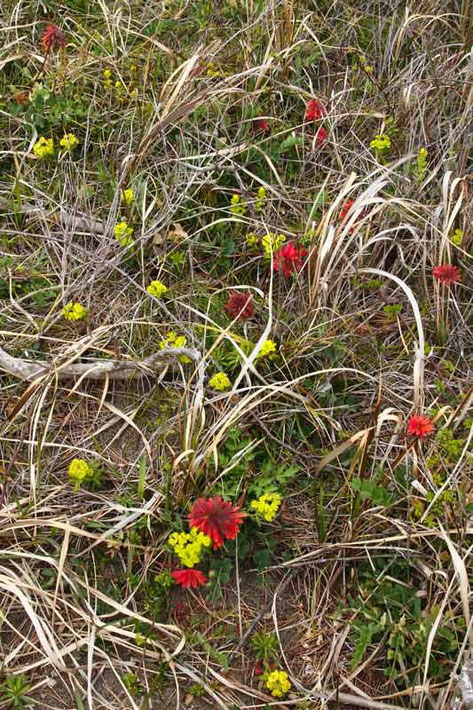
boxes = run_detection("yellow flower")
[59,133,79,151]
[62,302,87,321]
[103,69,113,90]
[255,186,266,212]
[168,528,212,567]
[230,194,246,215]
[246,232,258,247]
[209,372,232,391]
[159,331,190,362]
[258,339,277,358]
[370,134,391,152]
[146,280,168,298]
[266,670,291,698]
[261,232,286,256]
[251,492,281,522]
[114,221,134,246]
[33,136,54,159]
[122,188,135,205]
[68,458,92,490]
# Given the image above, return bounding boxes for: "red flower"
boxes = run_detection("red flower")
[273,242,308,278]
[407,415,434,439]
[254,660,276,675]
[433,264,461,286]
[315,126,328,145]
[340,199,355,221]
[41,25,66,53]
[253,118,270,135]
[224,291,254,320]
[171,569,208,589]
[189,496,247,549]
[304,99,326,122]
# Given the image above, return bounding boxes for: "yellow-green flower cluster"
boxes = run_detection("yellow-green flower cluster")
[230,194,246,215]
[62,302,87,321]
[255,186,266,212]
[122,188,135,205]
[257,339,277,358]
[246,232,258,247]
[114,221,133,246]
[251,492,281,521]
[414,147,428,181]
[209,372,232,391]
[103,69,113,90]
[451,228,463,246]
[370,134,391,153]
[146,280,168,298]
[68,458,93,490]
[266,670,291,697]
[261,232,286,256]
[159,331,190,362]
[168,528,212,567]
[60,133,79,151]
[33,136,54,159]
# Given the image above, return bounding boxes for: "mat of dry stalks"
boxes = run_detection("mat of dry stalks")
[0,0,473,708]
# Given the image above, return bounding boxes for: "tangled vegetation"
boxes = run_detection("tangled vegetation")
[0,0,472,708]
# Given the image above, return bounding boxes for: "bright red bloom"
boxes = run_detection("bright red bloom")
[304,99,326,122]
[171,569,208,589]
[340,199,355,221]
[273,242,308,278]
[407,415,434,439]
[315,126,328,146]
[253,118,270,135]
[189,496,247,549]
[433,264,461,286]
[41,25,66,53]
[224,291,254,320]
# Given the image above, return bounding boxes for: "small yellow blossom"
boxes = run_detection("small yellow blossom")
[159,331,190,362]
[251,492,281,522]
[246,232,258,247]
[33,136,54,159]
[68,458,92,490]
[255,186,266,212]
[62,302,88,321]
[266,670,291,698]
[261,232,286,256]
[209,372,232,391]
[122,188,135,205]
[168,528,212,568]
[114,221,133,246]
[258,339,277,358]
[451,228,463,246]
[59,133,79,151]
[370,134,391,152]
[230,194,246,215]
[146,280,168,298]
[103,69,112,90]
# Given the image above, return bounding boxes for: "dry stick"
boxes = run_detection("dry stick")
[0,344,202,381]
[0,196,105,234]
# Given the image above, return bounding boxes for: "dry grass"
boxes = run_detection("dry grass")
[0,0,472,708]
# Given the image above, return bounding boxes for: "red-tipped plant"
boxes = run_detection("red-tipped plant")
[433,264,461,286]
[273,242,308,278]
[407,415,434,439]
[224,291,254,320]
[171,569,208,589]
[304,99,326,122]
[189,496,247,549]
[42,24,66,53]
